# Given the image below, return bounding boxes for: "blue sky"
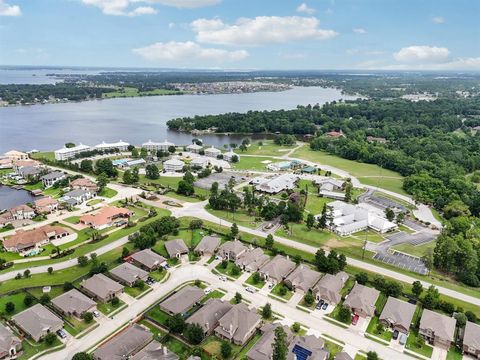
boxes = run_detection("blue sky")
[0,0,479,70]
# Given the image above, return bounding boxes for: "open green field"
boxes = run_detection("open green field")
[135,174,209,202]
[206,208,261,229]
[98,187,118,198]
[103,87,183,98]
[292,146,406,195]
[234,140,296,156]
[232,156,276,171]
[30,151,55,161]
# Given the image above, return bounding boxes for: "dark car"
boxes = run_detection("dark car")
[321,302,328,310]
[316,300,324,309]
[393,330,399,340]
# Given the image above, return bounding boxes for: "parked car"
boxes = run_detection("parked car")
[204,287,212,295]
[219,275,227,281]
[246,286,255,293]
[352,314,359,325]
[393,330,399,340]
[56,329,67,339]
[268,283,274,289]
[316,300,324,310]
[399,333,407,346]
[321,302,328,310]
[93,310,100,318]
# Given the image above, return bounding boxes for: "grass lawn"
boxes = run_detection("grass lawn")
[97,298,126,315]
[270,283,293,300]
[366,316,392,342]
[18,337,62,360]
[206,207,261,229]
[275,223,336,248]
[135,174,208,202]
[0,292,35,318]
[98,187,118,198]
[86,199,103,206]
[28,286,65,299]
[149,269,168,282]
[139,319,167,338]
[322,338,344,359]
[64,316,93,336]
[215,261,243,279]
[392,241,436,258]
[350,230,386,244]
[30,151,55,161]
[298,295,316,309]
[201,289,225,303]
[354,355,367,360]
[201,336,240,359]
[64,216,80,224]
[234,140,295,156]
[405,331,433,358]
[103,86,183,98]
[292,146,406,195]
[245,273,265,289]
[236,332,262,359]
[304,195,332,214]
[446,346,463,360]
[146,307,172,327]
[124,284,151,298]
[162,335,192,358]
[232,156,276,171]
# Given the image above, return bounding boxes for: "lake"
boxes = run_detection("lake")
[0,86,357,153]
[0,185,37,211]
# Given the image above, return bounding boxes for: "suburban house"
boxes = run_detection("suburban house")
[34,196,59,214]
[164,238,189,259]
[218,240,248,261]
[79,206,132,230]
[92,324,153,360]
[259,255,296,284]
[194,235,220,256]
[2,205,36,224]
[186,299,233,335]
[51,289,97,318]
[0,323,21,359]
[284,265,322,293]
[131,340,178,360]
[312,271,349,305]
[40,171,66,188]
[163,158,185,172]
[419,309,456,349]
[205,146,221,158]
[324,201,397,236]
[3,225,72,253]
[110,262,149,287]
[343,283,380,318]
[288,334,329,360]
[191,157,209,169]
[94,140,130,152]
[0,157,12,169]
[235,248,270,272]
[142,140,175,152]
[224,151,239,162]
[5,150,29,161]
[159,285,204,315]
[62,188,94,205]
[463,321,480,358]
[254,173,299,194]
[247,323,293,360]
[129,248,167,271]
[186,144,203,153]
[214,303,261,346]
[17,165,43,180]
[70,178,99,193]
[266,160,303,172]
[317,178,346,200]
[379,297,416,334]
[13,159,40,174]
[12,304,63,342]
[80,273,124,302]
[54,144,91,161]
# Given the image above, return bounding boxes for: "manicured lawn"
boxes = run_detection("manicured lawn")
[201,336,240,359]
[232,156,276,171]
[149,269,168,282]
[405,331,434,358]
[162,335,192,358]
[207,207,261,229]
[446,346,463,360]
[28,286,65,299]
[270,283,293,300]
[64,316,93,336]
[298,295,316,309]
[201,289,225,303]
[366,316,392,342]
[18,337,62,360]
[98,187,118,198]
[350,230,386,244]
[245,273,265,289]
[0,292,35,318]
[322,338,344,359]
[30,151,55,161]
[146,307,172,327]
[304,195,332,214]
[64,216,80,224]
[354,355,367,360]
[234,140,295,156]
[139,319,167,338]
[392,241,436,258]
[236,332,262,359]
[97,298,126,315]
[275,223,336,248]
[86,199,103,206]
[134,174,209,202]
[292,146,406,195]
[215,261,243,279]
[124,284,151,298]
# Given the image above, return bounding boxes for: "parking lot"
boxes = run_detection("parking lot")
[373,251,428,275]
[194,171,250,190]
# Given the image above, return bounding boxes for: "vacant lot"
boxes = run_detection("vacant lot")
[234,140,296,156]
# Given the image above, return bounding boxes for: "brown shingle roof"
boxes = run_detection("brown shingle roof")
[3,225,71,250]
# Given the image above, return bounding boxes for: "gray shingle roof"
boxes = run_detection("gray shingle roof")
[215,303,261,344]
[379,297,416,331]
[247,323,293,360]
[12,304,63,341]
[284,265,321,292]
[195,235,220,254]
[463,321,480,352]
[235,248,269,272]
[40,171,64,180]
[186,298,232,334]
[110,262,149,285]
[160,286,204,314]
[130,249,166,269]
[130,340,179,360]
[81,273,124,300]
[164,239,189,258]
[0,323,20,356]
[51,289,96,315]
[420,309,456,343]
[259,255,296,283]
[313,271,348,305]
[343,283,380,317]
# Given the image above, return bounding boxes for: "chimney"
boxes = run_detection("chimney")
[163,346,168,355]
[229,323,233,335]
[205,322,209,330]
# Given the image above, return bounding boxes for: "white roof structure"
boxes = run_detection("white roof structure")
[191,157,209,166]
[206,146,221,154]
[255,173,298,194]
[55,143,90,154]
[164,158,185,167]
[142,140,175,147]
[187,144,203,150]
[94,140,129,149]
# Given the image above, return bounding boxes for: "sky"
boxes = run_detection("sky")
[0,0,479,70]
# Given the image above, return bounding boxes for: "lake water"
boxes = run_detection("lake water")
[0,185,37,211]
[0,86,356,153]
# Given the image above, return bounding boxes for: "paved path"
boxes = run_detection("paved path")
[38,264,415,360]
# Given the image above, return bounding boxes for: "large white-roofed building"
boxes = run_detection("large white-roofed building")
[94,140,129,152]
[142,140,175,152]
[54,144,91,160]
[163,158,185,172]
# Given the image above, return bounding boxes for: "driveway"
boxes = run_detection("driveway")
[431,346,448,360]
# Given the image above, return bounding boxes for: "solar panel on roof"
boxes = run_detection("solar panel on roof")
[292,344,312,360]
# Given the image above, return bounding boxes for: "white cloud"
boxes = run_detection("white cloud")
[191,16,338,46]
[296,3,315,15]
[353,27,366,34]
[168,22,175,28]
[432,16,445,24]
[394,45,450,63]
[0,0,21,16]
[128,6,157,16]
[149,0,221,8]
[133,41,249,63]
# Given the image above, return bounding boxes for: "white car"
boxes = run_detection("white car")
[246,286,255,293]
[204,287,212,294]
[219,275,227,281]
[92,310,100,318]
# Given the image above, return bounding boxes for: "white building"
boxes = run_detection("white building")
[142,140,175,152]
[54,144,91,161]
[254,174,298,194]
[5,150,29,161]
[320,200,397,236]
[205,146,221,158]
[191,157,209,169]
[163,158,185,172]
[94,140,129,152]
[186,144,203,153]
[317,178,346,200]
[40,171,66,188]
[224,151,239,162]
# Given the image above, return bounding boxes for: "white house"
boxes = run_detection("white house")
[254,174,298,194]
[205,146,221,158]
[224,151,239,162]
[186,144,203,153]
[191,157,209,169]
[94,140,129,152]
[142,140,175,152]
[163,158,185,172]
[54,144,91,160]
[62,189,94,205]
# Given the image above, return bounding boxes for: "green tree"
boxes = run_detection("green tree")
[48,266,53,275]
[306,213,315,230]
[304,292,315,306]
[220,341,232,359]
[252,272,261,284]
[234,292,242,304]
[412,281,423,298]
[344,181,353,203]
[44,332,57,345]
[65,142,75,148]
[292,322,301,333]
[131,167,140,183]
[166,314,186,333]
[262,303,272,319]
[338,307,352,323]
[111,297,120,306]
[40,294,50,305]
[272,326,288,360]
[123,169,134,184]
[80,159,93,173]
[72,353,92,360]
[230,223,239,239]
[355,272,369,285]
[366,351,379,360]
[265,234,274,249]
[145,164,160,180]
[184,323,205,345]
[24,294,34,306]
[23,269,30,278]
[131,147,139,158]
[385,208,395,222]
[5,302,15,314]
[177,180,194,196]
[78,255,89,267]
[122,247,130,258]
[96,172,109,191]
[82,312,94,323]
